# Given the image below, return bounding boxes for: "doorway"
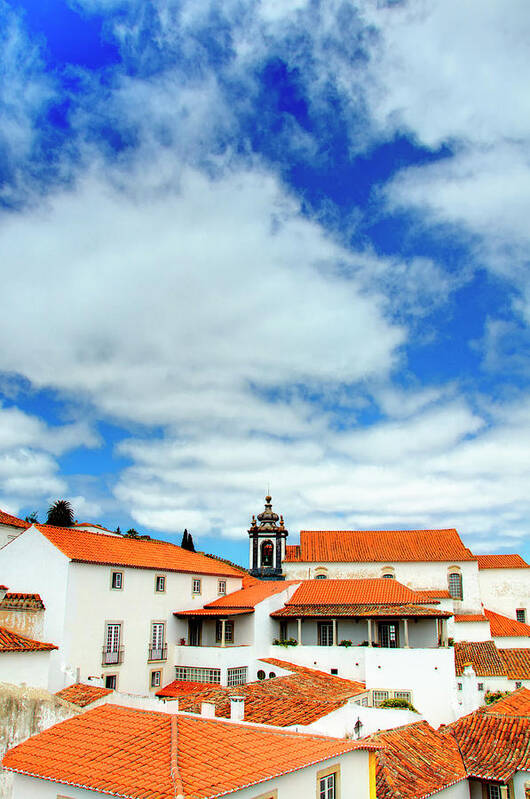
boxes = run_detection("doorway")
[188,619,202,646]
[378,622,399,648]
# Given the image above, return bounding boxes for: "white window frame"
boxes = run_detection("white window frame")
[516,608,526,624]
[317,764,340,799]
[218,579,227,595]
[155,574,166,593]
[448,571,463,600]
[487,784,501,799]
[227,666,248,687]
[175,666,221,684]
[192,578,202,595]
[150,670,161,688]
[111,571,123,590]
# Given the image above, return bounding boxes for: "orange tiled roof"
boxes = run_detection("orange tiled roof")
[0,592,45,610]
[369,721,466,799]
[483,687,530,716]
[415,589,452,599]
[2,704,377,799]
[448,709,530,780]
[205,580,298,608]
[55,683,113,707]
[158,663,367,726]
[271,603,451,618]
[498,649,530,680]
[175,608,252,617]
[453,641,505,677]
[280,579,435,605]
[0,626,56,653]
[286,529,475,563]
[454,614,488,623]
[485,608,530,637]
[477,554,529,569]
[35,524,242,578]
[0,509,29,529]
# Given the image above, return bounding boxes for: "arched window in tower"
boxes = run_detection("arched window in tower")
[261,540,274,567]
[448,569,463,600]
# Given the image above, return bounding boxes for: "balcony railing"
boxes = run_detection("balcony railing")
[102,646,124,666]
[148,643,168,661]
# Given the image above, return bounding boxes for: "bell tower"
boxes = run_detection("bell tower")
[248,495,288,580]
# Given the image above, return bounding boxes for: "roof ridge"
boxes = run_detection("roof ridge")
[170,715,185,799]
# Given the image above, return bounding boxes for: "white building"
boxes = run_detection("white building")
[0,509,29,549]
[3,702,378,799]
[477,554,530,623]
[0,523,244,693]
[454,640,530,701]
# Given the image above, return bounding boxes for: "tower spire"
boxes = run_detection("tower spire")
[248,494,288,580]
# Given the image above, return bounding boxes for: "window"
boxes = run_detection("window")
[111,571,123,590]
[279,620,288,641]
[155,575,166,593]
[394,691,412,701]
[216,619,234,643]
[175,666,220,684]
[487,785,501,799]
[149,622,167,660]
[319,772,336,799]
[516,609,526,623]
[261,540,274,567]
[382,573,395,579]
[192,578,202,595]
[103,623,122,665]
[257,669,266,680]
[105,674,117,689]
[227,666,248,687]
[515,681,522,689]
[331,668,338,675]
[381,567,395,579]
[150,670,161,688]
[478,683,484,692]
[372,690,389,707]
[314,568,328,579]
[318,621,334,646]
[457,683,462,691]
[218,580,227,595]
[268,671,276,679]
[448,571,463,600]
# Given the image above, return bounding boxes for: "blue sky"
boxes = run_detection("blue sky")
[0,0,529,565]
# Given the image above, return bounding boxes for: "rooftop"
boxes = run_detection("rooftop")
[484,608,530,637]
[483,687,530,715]
[498,649,530,681]
[0,509,29,530]
[0,626,56,653]
[285,528,475,563]
[55,682,113,707]
[454,614,488,623]
[476,554,529,569]
[0,592,45,610]
[2,704,377,799]
[453,641,505,677]
[368,720,466,799]
[34,524,242,578]
[158,661,367,727]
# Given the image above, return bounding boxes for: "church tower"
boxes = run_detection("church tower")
[248,495,288,580]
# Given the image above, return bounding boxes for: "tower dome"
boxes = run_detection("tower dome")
[248,495,288,580]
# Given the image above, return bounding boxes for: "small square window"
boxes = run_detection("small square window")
[457,683,462,691]
[478,683,484,691]
[111,571,123,590]
[150,670,161,688]
[515,681,522,689]
[105,674,117,690]
[516,609,526,624]
[192,578,201,595]
[330,668,338,675]
[155,575,166,593]
[218,580,226,595]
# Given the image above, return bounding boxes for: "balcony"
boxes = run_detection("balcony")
[101,646,124,666]
[148,643,168,662]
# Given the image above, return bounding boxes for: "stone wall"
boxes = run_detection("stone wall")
[0,682,80,799]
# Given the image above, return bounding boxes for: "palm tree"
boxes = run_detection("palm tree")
[46,500,75,527]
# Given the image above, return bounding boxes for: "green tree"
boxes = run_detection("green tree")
[46,500,75,527]
[180,529,196,552]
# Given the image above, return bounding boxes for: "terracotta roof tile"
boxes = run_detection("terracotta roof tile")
[205,580,298,608]
[0,626,56,653]
[271,603,451,618]
[281,579,435,606]
[415,589,452,599]
[35,524,242,578]
[55,683,113,707]
[289,529,475,563]
[477,554,529,569]
[483,687,530,716]
[0,593,45,610]
[485,608,530,637]
[368,721,466,799]
[0,510,29,529]
[498,649,530,680]
[175,608,252,617]
[2,704,376,799]
[448,710,530,780]
[454,614,488,623]
[453,641,505,677]
[158,663,367,726]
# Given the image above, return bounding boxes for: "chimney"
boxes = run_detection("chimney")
[460,662,480,714]
[230,696,245,721]
[201,702,216,718]
[0,586,8,602]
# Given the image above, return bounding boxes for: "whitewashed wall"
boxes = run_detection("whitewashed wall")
[0,524,25,550]
[452,621,492,642]
[478,568,530,620]
[513,770,530,799]
[0,652,52,689]
[293,700,421,738]
[494,635,530,649]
